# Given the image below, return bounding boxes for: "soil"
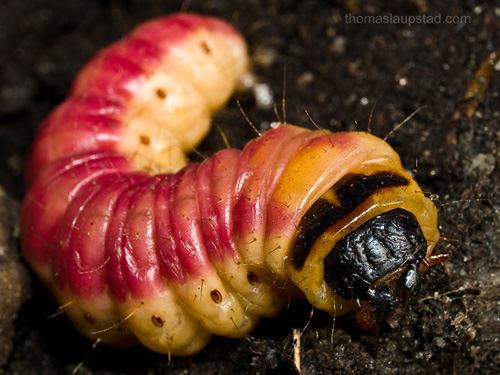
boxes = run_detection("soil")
[1,0,499,374]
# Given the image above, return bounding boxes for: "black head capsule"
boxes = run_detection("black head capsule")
[323,208,428,312]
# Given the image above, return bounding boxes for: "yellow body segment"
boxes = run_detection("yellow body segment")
[116,18,250,174]
[265,129,440,316]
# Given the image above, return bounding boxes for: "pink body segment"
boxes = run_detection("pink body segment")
[22,13,261,354]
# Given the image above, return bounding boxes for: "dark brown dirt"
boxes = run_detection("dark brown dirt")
[1,0,499,374]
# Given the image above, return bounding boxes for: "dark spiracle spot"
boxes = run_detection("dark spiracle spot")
[210,289,222,303]
[151,314,164,328]
[247,270,258,285]
[156,88,167,99]
[200,41,211,54]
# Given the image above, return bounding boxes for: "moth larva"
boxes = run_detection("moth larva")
[21,13,441,356]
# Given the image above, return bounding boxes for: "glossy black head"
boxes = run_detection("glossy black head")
[323,208,427,312]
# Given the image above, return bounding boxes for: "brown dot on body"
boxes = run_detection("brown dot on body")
[210,289,222,303]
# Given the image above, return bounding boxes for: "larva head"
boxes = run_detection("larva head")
[322,208,427,312]
[266,128,440,319]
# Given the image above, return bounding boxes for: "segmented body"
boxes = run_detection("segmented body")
[21,14,440,356]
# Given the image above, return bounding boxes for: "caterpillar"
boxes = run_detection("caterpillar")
[21,13,441,356]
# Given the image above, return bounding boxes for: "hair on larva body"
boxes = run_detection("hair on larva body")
[21,13,441,356]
